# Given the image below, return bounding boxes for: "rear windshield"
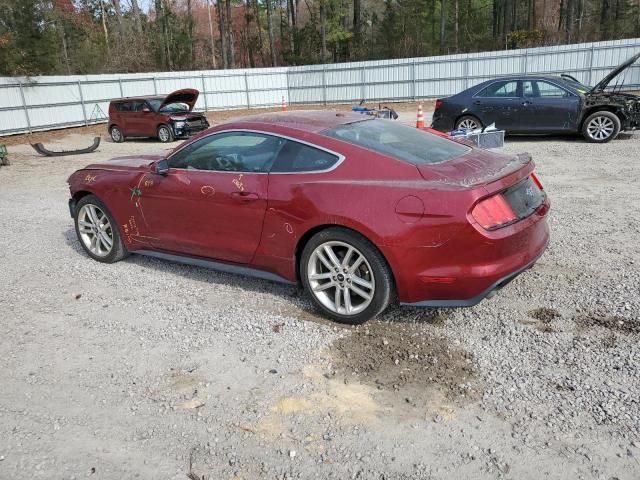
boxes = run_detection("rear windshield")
[323,119,470,165]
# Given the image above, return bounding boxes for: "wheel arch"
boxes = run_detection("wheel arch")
[293,223,397,291]
[453,113,482,128]
[579,105,626,129]
[69,189,94,217]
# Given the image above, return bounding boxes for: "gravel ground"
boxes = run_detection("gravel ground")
[0,117,639,480]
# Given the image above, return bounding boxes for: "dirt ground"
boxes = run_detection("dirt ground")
[0,108,639,480]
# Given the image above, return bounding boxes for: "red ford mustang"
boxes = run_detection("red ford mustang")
[68,111,550,324]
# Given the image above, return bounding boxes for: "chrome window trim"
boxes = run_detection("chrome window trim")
[166,128,345,175]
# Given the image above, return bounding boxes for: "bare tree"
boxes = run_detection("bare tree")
[353,0,361,57]
[99,0,110,52]
[454,0,458,52]
[206,0,217,68]
[113,0,124,34]
[440,0,446,53]
[217,0,229,68]
[266,0,277,66]
[319,0,327,63]
[130,0,143,33]
[225,0,235,67]
[187,0,195,66]
[252,0,266,65]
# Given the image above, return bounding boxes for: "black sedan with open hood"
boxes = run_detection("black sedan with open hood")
[432,52,640,143]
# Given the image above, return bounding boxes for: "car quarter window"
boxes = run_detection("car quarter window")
[270,140,340,173]
[535,81,571,98]
[476,80,519,98]
[168,132,284,173]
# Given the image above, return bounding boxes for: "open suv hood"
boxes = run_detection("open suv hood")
[160,88,199,111]
[590,52,640,93]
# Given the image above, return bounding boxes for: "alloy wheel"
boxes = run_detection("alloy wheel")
[77,204,114,257]
[458,118,478,130]
[111,127,122,142]
[307,241,375,316]
[158,126,171,142]
[587,115,615,141]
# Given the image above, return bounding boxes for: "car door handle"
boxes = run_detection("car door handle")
[522,101,532,106]
[231,191,259,201]
[473,100,482,105]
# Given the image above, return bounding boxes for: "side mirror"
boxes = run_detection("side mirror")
[154,159,169,175]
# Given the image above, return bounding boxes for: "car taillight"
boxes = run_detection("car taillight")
[435,100,442,110]
[530,172,544,190]
[471,194,517,230]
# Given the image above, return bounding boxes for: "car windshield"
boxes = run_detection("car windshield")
[560,77,590,93]
[323,119,470,165]
[147,99,189,113]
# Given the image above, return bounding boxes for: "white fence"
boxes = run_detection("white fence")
[1,37,639,136]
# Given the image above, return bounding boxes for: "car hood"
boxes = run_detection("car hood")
[160,88,199,111]
[416,147,532,187]
[84,155,163,171]
[590,52,640,93]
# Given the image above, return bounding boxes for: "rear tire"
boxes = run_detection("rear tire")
[157,124,174,143]
[74,194,128,264]
[110,125,125,143]
[300,227,393,324]
[582,111,621,143]
[455,115,483,130]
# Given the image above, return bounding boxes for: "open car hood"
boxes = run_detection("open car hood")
[159,88,199,111]
[590,52,640,93]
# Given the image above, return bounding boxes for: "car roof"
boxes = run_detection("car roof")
[478,75,572,84]
[110,96,163,103]
[228,110,369,133]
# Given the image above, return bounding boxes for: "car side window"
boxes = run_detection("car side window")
[535,81,571,98]
[168,132,284,173]
[270,140,340,173]
[476,80,519,98]
[116,102,133,112]
[131,101,146,112]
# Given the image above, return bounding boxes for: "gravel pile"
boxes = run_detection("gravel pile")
[0,129,638,479]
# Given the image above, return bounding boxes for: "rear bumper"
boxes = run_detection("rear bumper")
[385,199,550,307]
[400,243,547,307]
[431,112,454,132]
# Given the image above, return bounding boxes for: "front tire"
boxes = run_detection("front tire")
[455,115,482,130]
[157,124,174,143]
[74,194,128,264]
[582,111,620,143]
[300,228,393,324]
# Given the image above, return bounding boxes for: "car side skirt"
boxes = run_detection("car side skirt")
[135,250,296,285]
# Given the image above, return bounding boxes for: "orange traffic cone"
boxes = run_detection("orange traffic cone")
[281,95,287,112]
[416,103,425,129]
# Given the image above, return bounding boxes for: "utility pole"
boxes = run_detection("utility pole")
[206,0,217,68]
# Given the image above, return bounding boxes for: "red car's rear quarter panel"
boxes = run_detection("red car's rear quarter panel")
[390,199,550,304]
